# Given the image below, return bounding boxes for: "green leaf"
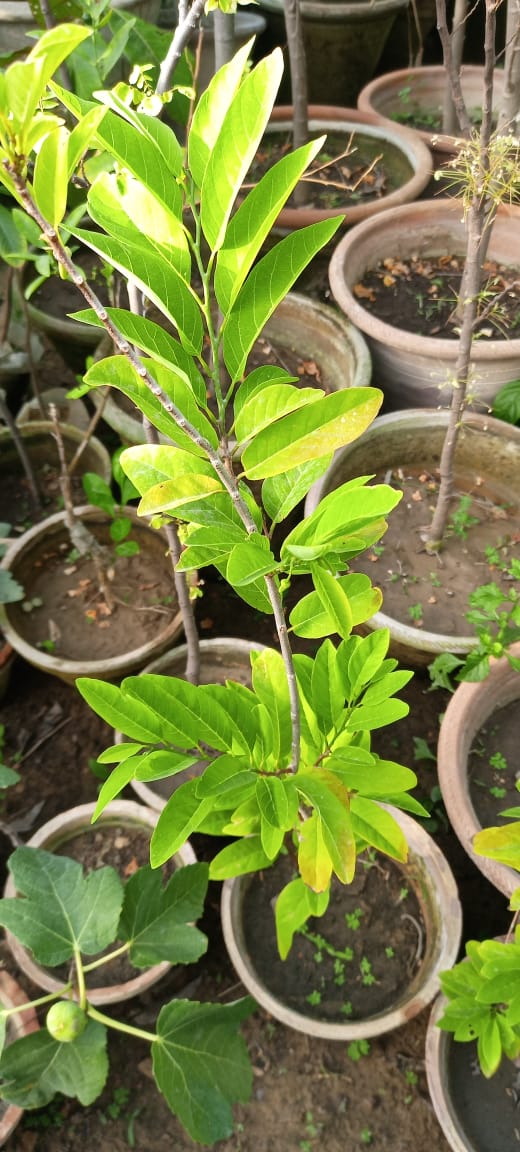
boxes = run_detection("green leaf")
[76,678,172,744]
[119,863,209,967]
[33,125,69,228]
[296,771,355,884]
[123,674,241,754]
[0,848,123,965]
[310,639,345,734]
[234,384,323,446]
[67,103,108,178]
[262,456,333,526]
[311,566,353,640]
[350,797,408,861]
[151,781,212,866]
[5,25,91,140]
[81,472,116,515]
[195,755,256,798]
[275,876,329,960]
[474,822,520,871]
[347,698,409,732]
[153,998,254,1144]
[290,573,382,638]
[256,776,291,831]
[87,169,190,280]
[215,137,328,312]
[250,649,292,766]
[83,356,215,454]
[0,1019,107,1109]
[188,40,255,189]
[138,475,224,517]
[241,389,382,481]
[297,811,333,892]
[222,219,342,381]
[209,836,273,880]
[70,309,206,403]
[72,228,203,356]
[120,444,216,499]
[478,1015,503,1077]
[327,755,417,800]
[199,53,283,251]
[347,630,391,701]
[226,536,278,587]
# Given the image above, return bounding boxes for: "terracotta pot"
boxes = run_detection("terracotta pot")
[0,505,184,683]
[221,805,462,1040]
[268,107,431,231]
[0,970,39,1147]
[437,643,520,899]
[127,638,267,811]
[0,421,111,509]
[329,199,520,411]
[258,0,408,107]
[425,991,520,1152]
[358,65,506,163]
[92,291,373,445]
[3,800,196,1006]
[304,409,520,666]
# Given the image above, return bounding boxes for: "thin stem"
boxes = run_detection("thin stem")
[436,0,472,136]
[82,941,131,973]
[87,1003,157,1044]
[74,946,87,1012]
[1,986,73,1018]
[157,0,208,95]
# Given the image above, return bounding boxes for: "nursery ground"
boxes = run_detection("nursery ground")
[0,574,512,1152]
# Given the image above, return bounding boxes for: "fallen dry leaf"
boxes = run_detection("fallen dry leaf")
[353,282,376,302]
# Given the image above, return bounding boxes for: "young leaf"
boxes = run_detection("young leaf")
[222,219,342,382]
[33,125,69,229]
[262,455,333,526]
[0,848,123,965]
[311,566,353,641]
[350,797,408,861]
[209,836,273,879]
[290,573,382,638]
[153,998,255,1144]
[188,39,255,188]
[76,678,173,743]
[297,812,333,893]
[151,781,212,866]
[275,875,329,960]
[120,863,209,967]
[250,649,292,766]
[241,389,382,481]
[296,771,355,884]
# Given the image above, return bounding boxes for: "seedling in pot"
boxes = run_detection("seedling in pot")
[429,560,520,687]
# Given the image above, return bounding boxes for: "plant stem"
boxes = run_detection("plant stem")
[497,0,520,133]
[87,1003,157,1044]
[284,0,309,208]
[0,986,72,1018]
[74,946,87,1011]
[81,941,131,973]
[157,0,208,95]
[441,0,468,135]
[436,0,471,137]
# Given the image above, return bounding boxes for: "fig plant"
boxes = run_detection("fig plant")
[0,847,255,1142]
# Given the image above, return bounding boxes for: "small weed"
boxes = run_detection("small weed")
[403,1068,419,1104]
[385,946,395,959]
[360,956,376,986]
[489,751,507,772]
[333,958,346,985]
[37,638,56,653]
[489,785,507,798]
[99,1085,130,1123]
[304,1111,320,1138]
[448,493,479,539]
[345,907,364,931]
[347,1038,370,1062]
[429,570,442,588]
[341,1000,353,1016]
[408,603,424,624]
[360,1128,373,1145]
[397,886,409,903]
[306,989,322,1007]
[412,736,436,763]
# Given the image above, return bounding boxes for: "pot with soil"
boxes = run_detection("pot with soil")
[221,805,462,1040]
[0,420,111,529]
[328,199,520,412]
[2,799,196,1006]
[304,409,520,666]
[91,290,373,446]
[437,643,520,900]
[357,65,506,164]
[262,107,431,231]
[127,638,266,811]
[257,0,408,108]
[425,990,520,1152]
[0,969,39,1147]
[0,505,184,683]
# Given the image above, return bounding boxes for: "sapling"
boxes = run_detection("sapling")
[0,20,429,1046]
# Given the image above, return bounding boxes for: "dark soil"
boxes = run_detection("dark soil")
[356,255,520,340]
[242,851,424,1022]
[351,469,520,635]
[29,252,126,322]
[445,1035,520,1151]
[467,699,520,828]
[248,130,414,211]
[4,517,179,662]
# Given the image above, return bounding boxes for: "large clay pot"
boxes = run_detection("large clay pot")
[3,800,196,1006]
[304,409,520,666]
[437,644,520,900]
[267,107,431,231]
[221,805,462,1040]
[329,199,520,412]
[0,506,184,683]
[358,65,506,163]
[257,0,409,107]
